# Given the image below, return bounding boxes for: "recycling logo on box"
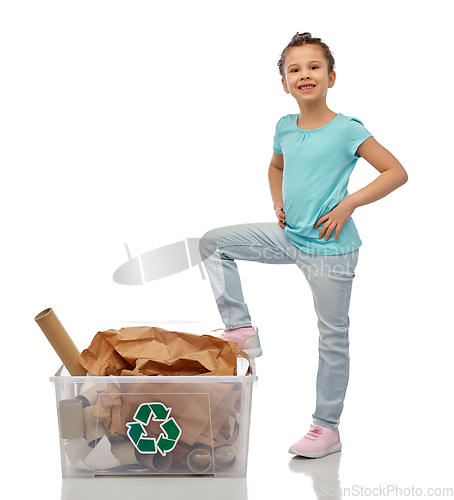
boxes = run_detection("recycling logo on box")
[126,402,182,456]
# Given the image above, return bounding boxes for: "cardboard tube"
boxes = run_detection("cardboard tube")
[34,308,87,376]
[214,445,236,470]
[136,451,173,472]
[187,447,212,473]
[111,440,139,466]
[83,406,108,445]
[151,452,173,473]
[76,381,109,407]
[58,399,85,439]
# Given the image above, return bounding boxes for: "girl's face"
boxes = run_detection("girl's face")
[281,45,335,104]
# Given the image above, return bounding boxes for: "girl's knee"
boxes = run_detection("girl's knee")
[199,228,221,258]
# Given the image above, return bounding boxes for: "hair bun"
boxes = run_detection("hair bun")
[292,32,312,41]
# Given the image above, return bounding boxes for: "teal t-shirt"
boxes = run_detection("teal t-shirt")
[273,112,372,255]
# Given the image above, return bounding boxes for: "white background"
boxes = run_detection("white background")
[1,1,453,498]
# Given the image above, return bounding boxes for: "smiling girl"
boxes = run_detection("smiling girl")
[200,32,407,458]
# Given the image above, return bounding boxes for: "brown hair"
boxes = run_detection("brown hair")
[277,32,335,78]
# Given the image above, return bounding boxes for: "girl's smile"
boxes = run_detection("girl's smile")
[298,84,316,91]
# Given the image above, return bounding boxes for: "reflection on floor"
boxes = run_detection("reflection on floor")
[289,451,341,500]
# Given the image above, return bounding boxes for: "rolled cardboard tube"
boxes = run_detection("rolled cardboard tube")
[58,399,85,439]
[151,452,173,472]
[83,406,108,445]
[111,440,139,466]
[136,450,173,472]
[34,308,87,376]
[76,381,109,407]
[187,447,212,473]
[214,445,236,470]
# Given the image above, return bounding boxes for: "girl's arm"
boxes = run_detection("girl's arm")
[314,137,408,241]
[269,151,286,228]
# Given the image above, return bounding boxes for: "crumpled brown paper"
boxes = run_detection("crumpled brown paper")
[78,326,238,377]
[78,327,247,452]
[90,380,242,448]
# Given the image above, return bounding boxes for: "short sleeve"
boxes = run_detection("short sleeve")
[347,118,372,158]
[273,116,285,154]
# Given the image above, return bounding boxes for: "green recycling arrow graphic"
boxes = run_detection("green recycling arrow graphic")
[126,402,182,456]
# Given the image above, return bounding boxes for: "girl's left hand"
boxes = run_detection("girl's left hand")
[314,198,355,241]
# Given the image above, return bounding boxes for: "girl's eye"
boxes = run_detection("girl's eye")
[290,69,299,73]
[310,66,319,70]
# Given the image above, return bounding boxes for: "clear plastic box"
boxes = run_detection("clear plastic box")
[50,357,257,478]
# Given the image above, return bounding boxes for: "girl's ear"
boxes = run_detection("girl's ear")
[328,71,336,88]
[281,77,290,94]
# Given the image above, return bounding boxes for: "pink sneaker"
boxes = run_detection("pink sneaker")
[216,326,262,358]
[289,424,342,458]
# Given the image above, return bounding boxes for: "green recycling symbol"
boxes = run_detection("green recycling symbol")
[126,402,182,456]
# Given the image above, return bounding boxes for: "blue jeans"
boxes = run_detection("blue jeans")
[199,222,359,429]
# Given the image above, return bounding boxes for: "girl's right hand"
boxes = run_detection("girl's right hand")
[274,202,286,228]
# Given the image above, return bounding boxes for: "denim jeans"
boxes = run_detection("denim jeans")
[199,222,359,429]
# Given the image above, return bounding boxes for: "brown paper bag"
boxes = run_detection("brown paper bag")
[79,326,238,377]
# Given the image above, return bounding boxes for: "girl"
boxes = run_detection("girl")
[199,32,407,458]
